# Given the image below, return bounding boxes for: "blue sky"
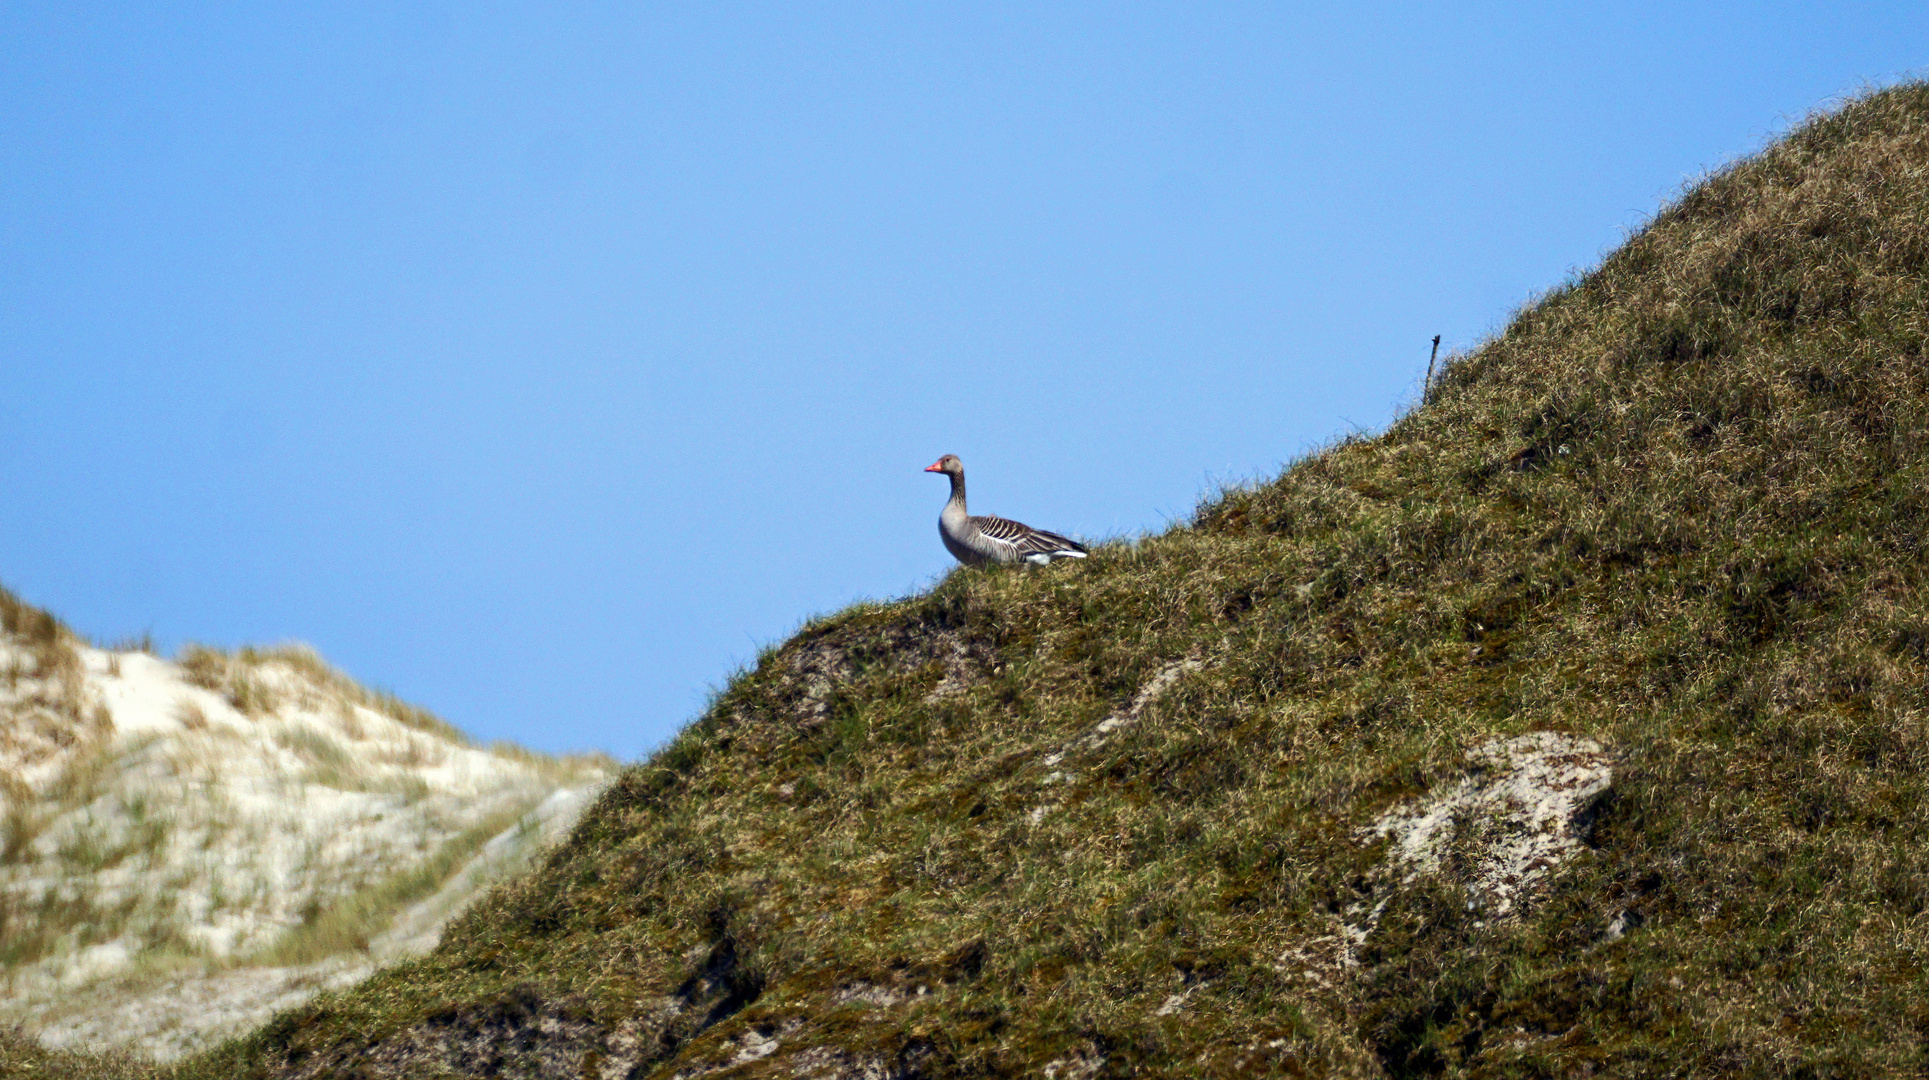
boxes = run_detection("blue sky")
[3,3,1923,759]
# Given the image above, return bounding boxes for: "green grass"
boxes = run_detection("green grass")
[96,82,1929,1077]
[0,1026,157,1080]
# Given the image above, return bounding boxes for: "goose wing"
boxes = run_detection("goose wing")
[972,514,1089,560]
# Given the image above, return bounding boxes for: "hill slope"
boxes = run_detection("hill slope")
[77,83,1929,1077]
[0,591,611,1064]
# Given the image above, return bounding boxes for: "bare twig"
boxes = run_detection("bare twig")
[1425,334,1442,397]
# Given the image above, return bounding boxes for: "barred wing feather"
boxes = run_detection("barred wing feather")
[973,515,1089,560]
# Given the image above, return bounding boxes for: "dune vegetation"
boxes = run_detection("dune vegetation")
[28,81,1929,1078]
[0,594,610,1066]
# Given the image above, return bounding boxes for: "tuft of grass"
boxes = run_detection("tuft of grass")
[488,739,618,786]
[172,700,208,732]
[177,646,281,716]
[0,585,79,685]
[271,721,435,800]
[271,723,351,772]
[102,632,157,657]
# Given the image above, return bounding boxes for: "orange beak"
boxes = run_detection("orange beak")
[924,460,944,472]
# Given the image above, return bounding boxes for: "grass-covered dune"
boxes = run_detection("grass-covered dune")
[0,587,610,1069]
[71,82,1929,1078]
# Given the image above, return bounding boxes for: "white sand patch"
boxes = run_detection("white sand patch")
[1365,731,1613,915]
[1306,732,1613,974]
[81,648,235,737]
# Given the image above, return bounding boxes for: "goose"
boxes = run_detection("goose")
[924,454,1089,567]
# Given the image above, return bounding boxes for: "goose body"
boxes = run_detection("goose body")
[924,454,1088,567]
